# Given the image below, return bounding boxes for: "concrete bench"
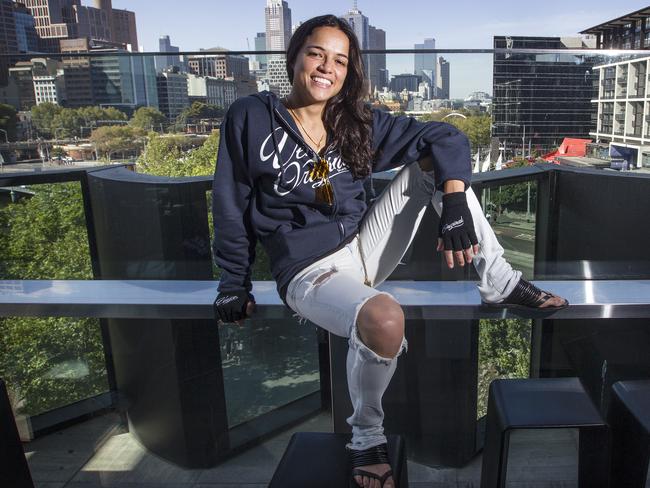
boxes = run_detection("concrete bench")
[2,279,649,470]
[2,279,649,320]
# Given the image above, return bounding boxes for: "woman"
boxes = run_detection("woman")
[212,15,567,488]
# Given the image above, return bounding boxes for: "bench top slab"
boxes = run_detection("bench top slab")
[0,280,648,320]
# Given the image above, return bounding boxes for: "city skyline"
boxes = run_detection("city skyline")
[111,0,648,98]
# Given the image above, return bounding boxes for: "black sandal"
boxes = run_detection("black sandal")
[349,443,394,488]
[482,278,569,313]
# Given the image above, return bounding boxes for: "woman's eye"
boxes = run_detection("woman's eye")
[336,60,347,66]
[308,51,322,57]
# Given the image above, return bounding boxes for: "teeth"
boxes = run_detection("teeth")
[312,76,332,86]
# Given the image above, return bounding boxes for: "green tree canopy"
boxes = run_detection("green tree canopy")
[177,102,225,124]
[419,110,491,150]
[31,105,130,138]
[0,183,107,415]
[130,106,167,131]
[31,102,63,138]
[90,125,142,160]
[137,132,218,177]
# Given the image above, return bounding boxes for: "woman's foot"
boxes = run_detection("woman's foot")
[349,443,395,488]
[352,463,394,488]
[484,278,569,310]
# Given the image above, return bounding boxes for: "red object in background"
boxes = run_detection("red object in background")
[542,138,592,163]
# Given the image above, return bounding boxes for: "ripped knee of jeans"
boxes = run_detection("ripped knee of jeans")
[348,324,408,364]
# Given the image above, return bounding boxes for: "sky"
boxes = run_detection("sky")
[110,0,648,98]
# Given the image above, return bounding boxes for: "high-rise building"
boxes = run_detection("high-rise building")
[580,6,650,49]
[110,6,137,49]
[8,57,61,110]
[491,36,598,152]
[582,7,650,169]
[90,50,157,112]
[0,0,19,85]
[390,73,421,93]
[23,0,79,52]
[187,73,236,110]
[368,25,387,92]
[342,3,369,51]
[341,2,370,88]
[265,0,291,51]
[60,37,92,107]
[157,35,181,72]
[33,70,66,105]
[254,32,267,68]
[187,51,250,81]
[436,56,449,99]
[265,0,291,97]
[157,68,188,120]
[414,38,436,99]
[13,2,39,53]
[22,0,137,52]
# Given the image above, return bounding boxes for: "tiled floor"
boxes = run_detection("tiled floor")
[22,410,645,487]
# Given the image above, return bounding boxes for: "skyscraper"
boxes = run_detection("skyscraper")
[368,25,387,92]
[414,38,436,99]
[23,0,79,52]
[265,0,291,97]
[342,2,369,52]
[436,56,450,99]
[13,2,39,53]
[254,32,267,68]
[265,0,291,51]
[22,0,137,52]
[156,35,181,72]
[492,36,597,150]
[0,0,19,85]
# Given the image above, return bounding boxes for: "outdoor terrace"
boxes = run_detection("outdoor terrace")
[2,47,650,487]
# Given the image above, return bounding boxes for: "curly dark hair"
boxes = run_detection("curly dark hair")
[286,15,374,179]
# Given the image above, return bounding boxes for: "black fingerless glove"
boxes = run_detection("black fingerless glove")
[214,290,254,323]
[439,192,478,251]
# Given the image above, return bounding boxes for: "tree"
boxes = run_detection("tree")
[51,108,85,138]
[0,103,17,141]
[477,318,531,417]
[0,183,107,415]
[177,102,225,125]
[130,106,167,131]
[31,102,63,138]
[449,115,492,149]
[51,146,66,158]
[90,125,142,160]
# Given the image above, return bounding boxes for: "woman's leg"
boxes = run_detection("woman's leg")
[359,162,521,301]
[285,245,405,487]
[430,187,521,301]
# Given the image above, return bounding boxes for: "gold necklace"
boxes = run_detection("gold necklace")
[287,106,325,151]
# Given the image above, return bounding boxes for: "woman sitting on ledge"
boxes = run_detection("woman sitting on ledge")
[212,14,567,488]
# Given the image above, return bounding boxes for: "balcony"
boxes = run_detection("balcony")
[3,46,650,487]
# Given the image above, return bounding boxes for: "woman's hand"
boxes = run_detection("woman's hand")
[214,291,256,326]
[437,190,480,268]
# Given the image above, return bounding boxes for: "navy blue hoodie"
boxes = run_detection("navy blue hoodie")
[212,91,471,301]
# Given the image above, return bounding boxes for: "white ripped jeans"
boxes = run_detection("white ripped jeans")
[285,163,521,451]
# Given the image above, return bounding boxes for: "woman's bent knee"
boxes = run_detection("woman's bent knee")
[356,294,405,358]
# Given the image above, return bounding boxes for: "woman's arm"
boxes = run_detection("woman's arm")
[372,109,472,191]
[212,107,256,297]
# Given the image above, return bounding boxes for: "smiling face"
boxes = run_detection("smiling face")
[290,26,350,106]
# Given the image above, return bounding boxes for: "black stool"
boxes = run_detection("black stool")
[269,432,408,488]
[608,380,650,487]
[480,378,609,488]
[0,379,34,488]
